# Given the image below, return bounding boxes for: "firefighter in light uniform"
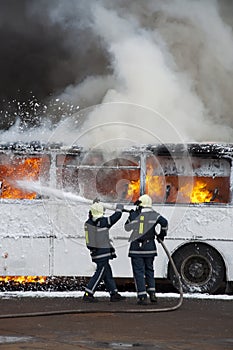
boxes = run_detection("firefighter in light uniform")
[83,201,126,302]
[125,194,168,305]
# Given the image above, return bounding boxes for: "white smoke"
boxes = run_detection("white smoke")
[71,0,233,147]
[2,0,233,147]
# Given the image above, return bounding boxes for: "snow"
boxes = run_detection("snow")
[0,291,232,300]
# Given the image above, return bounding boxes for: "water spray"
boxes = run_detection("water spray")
[16,180,116,210]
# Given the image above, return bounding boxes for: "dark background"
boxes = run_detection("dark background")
[0,0,232,130]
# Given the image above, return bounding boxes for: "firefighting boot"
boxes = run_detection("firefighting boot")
[137,296,148,305]
[110,292,126,302]
[149,292,157,303]
[83,292,98,303]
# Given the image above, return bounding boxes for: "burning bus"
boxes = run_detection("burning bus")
[0,142,233,293]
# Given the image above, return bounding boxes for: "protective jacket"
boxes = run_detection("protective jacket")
[85,210,122,262]
[125,207,168,258]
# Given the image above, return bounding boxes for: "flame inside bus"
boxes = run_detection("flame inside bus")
[126,156,230,204]
[0,156,50,199]
[125,175,227,204]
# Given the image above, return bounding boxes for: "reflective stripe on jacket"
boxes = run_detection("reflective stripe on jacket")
[125,207,168,258]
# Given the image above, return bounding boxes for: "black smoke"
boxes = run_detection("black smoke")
[0,0,109,129]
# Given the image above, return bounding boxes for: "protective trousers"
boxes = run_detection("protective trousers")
[85,258,118,295]
[131,256,156,298]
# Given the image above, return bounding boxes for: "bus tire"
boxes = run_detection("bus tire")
[168,243,225,294]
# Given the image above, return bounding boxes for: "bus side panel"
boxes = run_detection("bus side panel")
[154,205,233,241]
[53,238,93,276]
[0,237,50,275]
[0,201,232,281]
[0,201,52,237]
[150,203,233,281]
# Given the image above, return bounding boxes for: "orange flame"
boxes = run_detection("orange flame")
[125,176,165,202]
[179,179,214,203]
[146,175,165,201]
[0,157,48,199]
[125,162,165,203]
[126,174,228,204]
[126,179,140,202]
[0,276,47,284]
[190,181,213,203]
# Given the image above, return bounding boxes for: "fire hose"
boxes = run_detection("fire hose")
[0,184,183,318]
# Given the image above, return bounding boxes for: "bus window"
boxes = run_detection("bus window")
[95,157,140,203]
[57,153,140,203]
[146,155,231,204]
[0,154,50,199]
[56,153,103,195]
[56,154,80,192]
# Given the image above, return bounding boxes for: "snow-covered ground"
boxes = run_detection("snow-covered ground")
[0,291,233,300]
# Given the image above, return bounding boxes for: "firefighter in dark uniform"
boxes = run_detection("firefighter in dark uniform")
[124,194,168,305]
[83,201,126,302]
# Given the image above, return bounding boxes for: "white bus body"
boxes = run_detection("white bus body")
[0,142,232,293]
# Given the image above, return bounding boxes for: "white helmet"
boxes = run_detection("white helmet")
[90,202,104,219]
[139,194,152,208]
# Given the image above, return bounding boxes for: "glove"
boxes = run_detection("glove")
[93,197,100,203]
[90,247,97,256]
[134,199,141,206]
[110,246,117,258]
[156,233,165,242]
[116,203,124,211]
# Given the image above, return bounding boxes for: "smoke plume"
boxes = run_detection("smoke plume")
[0,0,233,146]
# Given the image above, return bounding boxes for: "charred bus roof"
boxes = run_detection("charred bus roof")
[0,142,233,158]
[0,142,81,155]
[147,143,233,158]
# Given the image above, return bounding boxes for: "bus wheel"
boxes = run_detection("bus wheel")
[168,243,225,294]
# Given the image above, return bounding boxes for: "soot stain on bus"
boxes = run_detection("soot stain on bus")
[0,142,233,294]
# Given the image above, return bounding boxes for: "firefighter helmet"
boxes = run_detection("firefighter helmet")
[138,194,152,207]
[90,202,104,218]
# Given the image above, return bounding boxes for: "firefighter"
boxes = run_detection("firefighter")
[83,200,126,302]
[124,194,168,305]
